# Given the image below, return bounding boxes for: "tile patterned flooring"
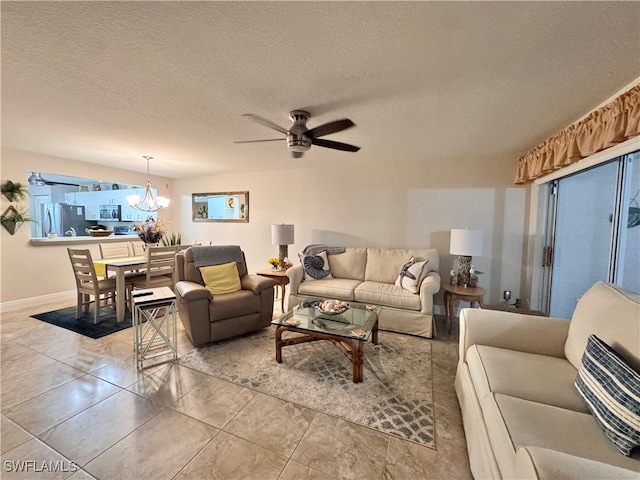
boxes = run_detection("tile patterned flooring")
[0,298,472,479]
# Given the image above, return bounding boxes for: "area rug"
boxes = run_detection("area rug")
[31,307,132,339]
[179,327,435,448]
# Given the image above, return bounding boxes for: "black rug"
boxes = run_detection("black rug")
[31,306,132,339]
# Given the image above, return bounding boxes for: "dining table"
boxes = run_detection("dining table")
[93,255,147,322]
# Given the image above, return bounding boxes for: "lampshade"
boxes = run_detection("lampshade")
[450,229,484,257]
[271,224,295,245]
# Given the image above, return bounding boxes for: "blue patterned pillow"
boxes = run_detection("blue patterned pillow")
[575,334,640,456]
[298,251,332,281]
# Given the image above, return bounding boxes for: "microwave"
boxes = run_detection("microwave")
[99,205,121,221]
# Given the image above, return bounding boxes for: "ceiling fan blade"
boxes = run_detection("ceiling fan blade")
[311,138,360,152]
[233,138,284,144]
[291,151,304,159]
[305,118,355,139]
[242,114,289,134]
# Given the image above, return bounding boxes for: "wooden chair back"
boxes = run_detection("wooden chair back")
[99,242,131,259]
[133,246,177,288]
[67,248,117,323]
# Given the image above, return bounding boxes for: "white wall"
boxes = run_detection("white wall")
[171,154,528,308]
[1,147,529,310]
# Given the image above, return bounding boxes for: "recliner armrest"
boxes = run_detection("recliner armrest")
[241,274,276,295]
[175,280,212,301]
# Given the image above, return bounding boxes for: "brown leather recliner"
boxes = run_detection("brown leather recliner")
[175,246,276,347]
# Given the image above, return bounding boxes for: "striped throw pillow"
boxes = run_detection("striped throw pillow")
[575,334,640,456]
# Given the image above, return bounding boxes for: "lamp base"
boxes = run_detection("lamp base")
[456,255,472,287]
[278,245,288,267]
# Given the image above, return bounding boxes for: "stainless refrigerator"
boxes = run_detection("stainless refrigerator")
[41,203,92,237]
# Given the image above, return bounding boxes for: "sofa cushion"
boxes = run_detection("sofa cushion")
[327,248,367,281]
[199,262,241,294]
[394,257,429,294]
[482,393,640,479]
[466,345,589,413]
[354,281,421,310]
[299,251,333,281]
[365,249,417,284]
[298,278,361,301]
[565,281,640,372]
[575,334,640,456]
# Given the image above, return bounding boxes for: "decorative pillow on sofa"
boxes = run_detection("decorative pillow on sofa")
[395,257,429,294]
[575,334,640,456]
[299,251,332,281]
[199,262,241,294]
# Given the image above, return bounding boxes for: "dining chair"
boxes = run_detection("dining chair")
[99,242,131,259]
[130,241,148,257]
[131,245,178,289]
[67,248,119,324]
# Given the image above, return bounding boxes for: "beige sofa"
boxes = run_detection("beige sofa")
[287,247,440,338]
[455,281,640,479]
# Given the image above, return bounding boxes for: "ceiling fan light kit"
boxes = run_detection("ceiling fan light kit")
[235,110,360,158]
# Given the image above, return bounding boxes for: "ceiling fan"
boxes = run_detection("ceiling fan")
[234,110,360,158]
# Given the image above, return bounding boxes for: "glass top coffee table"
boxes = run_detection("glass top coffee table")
[271,298,381,383]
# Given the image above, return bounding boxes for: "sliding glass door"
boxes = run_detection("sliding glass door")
[545,151,639,318]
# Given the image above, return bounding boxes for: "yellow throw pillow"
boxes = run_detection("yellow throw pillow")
[199,262,241,294]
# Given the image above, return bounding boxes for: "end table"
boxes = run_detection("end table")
[256,268,290,312]
[442,284,486,334]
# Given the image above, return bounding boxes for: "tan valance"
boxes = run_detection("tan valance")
[515,85,640,184]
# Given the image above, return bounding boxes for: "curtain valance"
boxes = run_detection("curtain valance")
[515,85,640,184]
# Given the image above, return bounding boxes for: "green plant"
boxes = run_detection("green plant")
[1,206,37,235]
[1,180,29,202]
[162,232,182,246]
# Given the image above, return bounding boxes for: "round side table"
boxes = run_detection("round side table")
[442,284,486,334]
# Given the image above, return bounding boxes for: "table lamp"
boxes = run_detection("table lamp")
[271,224,294,268]
[450,228,483,287]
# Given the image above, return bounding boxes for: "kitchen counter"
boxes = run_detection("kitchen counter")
[30,235,139,246]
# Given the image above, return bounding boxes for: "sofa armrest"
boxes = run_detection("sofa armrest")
[418,271,441,314]
[241,274,276,295]
[515,446,639,480]
[175,280,212,301]
[459,308,570,362]
[287,265,304,295]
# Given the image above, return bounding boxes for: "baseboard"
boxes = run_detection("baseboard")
[0,290,76,313]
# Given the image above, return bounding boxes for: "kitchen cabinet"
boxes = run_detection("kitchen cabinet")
[65,189,158,222]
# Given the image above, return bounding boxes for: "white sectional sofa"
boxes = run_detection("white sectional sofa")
[455,281,640,479]
[287,247,441,338]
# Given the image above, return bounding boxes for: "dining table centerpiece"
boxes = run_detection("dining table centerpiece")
[133,217,169,245]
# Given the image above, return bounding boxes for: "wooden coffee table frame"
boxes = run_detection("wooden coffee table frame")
[274,319,379,383]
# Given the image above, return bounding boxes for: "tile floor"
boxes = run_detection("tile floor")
[0,297,472,479]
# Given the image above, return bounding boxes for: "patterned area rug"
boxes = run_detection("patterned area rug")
[179,327,435,448]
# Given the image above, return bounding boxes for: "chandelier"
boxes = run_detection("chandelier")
[126,156,170,212]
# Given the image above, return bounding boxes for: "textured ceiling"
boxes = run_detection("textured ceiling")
[2,1,639,178]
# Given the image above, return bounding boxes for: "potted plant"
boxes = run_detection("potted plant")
[1,180,29,202]
[1,206,36,235]
[162,232,183,246]
[133,217,169,244]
